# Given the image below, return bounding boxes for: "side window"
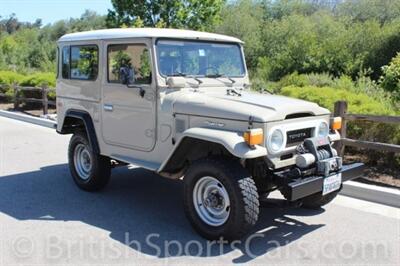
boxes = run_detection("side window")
[108,44,152,84]
[70,45,98,80]
[56,47,59,78]
[62,46,70,79]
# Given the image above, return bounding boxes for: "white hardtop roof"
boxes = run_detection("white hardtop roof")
[58,28,243,43]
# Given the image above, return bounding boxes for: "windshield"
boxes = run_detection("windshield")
[156,40,246,77]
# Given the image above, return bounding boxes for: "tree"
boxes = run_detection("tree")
[337,0,400,24]
[1,13,20,34]
[106,0,225,30]
[32,19,42,28]
[380,53,400,101]
[27,45,48,69]
[69,10,107,32]
[215,0,264,69]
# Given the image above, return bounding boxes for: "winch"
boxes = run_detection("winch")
[295,136,342,176]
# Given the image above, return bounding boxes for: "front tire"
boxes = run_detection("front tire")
[183,158,259,241]
[68,132,111,191]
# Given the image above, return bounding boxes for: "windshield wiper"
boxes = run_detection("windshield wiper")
[226,88,242,96]
[168,72,186,77]
[168,72,203,85]
[205,73,236,85]
[261,88,274,94]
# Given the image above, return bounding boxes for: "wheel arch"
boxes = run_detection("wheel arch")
[158,127,267,176]
[159,137,233,175]
[58,109,100,154]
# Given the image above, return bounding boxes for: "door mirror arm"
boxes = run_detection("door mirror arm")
[120,67,146,98]
[127,84,145,98]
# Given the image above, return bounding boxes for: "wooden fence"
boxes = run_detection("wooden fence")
[333,100,400,155]
[0,86,399,154]
[0,84,56,115]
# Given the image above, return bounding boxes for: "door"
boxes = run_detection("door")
[101,40,156,151]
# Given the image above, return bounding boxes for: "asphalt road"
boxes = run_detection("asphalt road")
[0,116,399,266]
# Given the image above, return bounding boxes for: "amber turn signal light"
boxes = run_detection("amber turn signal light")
[243,128,264,146]
[331,117,342,130]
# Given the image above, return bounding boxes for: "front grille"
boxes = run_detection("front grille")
[286,128,313,145]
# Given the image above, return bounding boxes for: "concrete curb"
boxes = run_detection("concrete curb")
[0,110,57,129]
[340,180,400,208]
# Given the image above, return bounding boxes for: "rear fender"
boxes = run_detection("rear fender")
[58,110,100,154]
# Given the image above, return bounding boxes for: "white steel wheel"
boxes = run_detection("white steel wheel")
[73,143,92,180]
[68,132,111,191]
[184,158,260,240]
[193,176,231,227]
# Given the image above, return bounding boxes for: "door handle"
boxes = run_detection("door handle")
[104,104,113,111]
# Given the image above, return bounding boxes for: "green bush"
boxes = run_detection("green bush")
[332,75,355,91]
[281,85,400,166]
[278,72,309,88]
[20,72,56,87]
[380,53,400,101]
[260,72,396,108]
[0,71,25,100]
[249,71,281,93]
[19,72,56,101]
[0,71,25,85]
[0,71,56,102]
[262,72,342,93]
[281,85,397,115]
[303,73,335,88]
[0,71,55,87]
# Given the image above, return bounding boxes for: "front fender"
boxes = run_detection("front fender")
[181,127,267,158]
[158,127,267,172]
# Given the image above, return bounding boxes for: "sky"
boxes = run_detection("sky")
[0,0,113,25]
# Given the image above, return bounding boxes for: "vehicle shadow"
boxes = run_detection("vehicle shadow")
[0,164,324,262]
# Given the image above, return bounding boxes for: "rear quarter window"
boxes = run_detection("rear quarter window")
[62,46,70,79]
[70,45,99,80]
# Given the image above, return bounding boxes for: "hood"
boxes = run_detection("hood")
[172,89,330,122]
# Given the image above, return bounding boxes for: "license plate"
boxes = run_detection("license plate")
[322,173,342,195]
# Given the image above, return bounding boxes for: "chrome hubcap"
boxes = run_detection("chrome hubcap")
[193,176,230,226]
[73,144,92,180]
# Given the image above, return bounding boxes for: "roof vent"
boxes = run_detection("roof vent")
[285,113,313,120]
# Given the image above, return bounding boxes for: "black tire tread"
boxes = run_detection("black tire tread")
[68,131,111,191]
[184,157,259,241]
[238,177,259,226]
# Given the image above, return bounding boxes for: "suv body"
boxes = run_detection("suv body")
[57,28,364,240]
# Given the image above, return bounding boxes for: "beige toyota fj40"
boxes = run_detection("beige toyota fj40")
[56,28,364,240]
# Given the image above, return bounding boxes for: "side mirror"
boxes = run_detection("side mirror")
[120,67,145,98]
[167,77,186,89]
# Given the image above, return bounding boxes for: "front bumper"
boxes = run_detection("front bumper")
[282,163,365,201]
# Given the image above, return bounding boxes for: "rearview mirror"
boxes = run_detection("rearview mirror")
[167,77,186,89]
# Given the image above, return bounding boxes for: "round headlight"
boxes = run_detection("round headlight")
[318,121,329,137]
[268,128,285,153]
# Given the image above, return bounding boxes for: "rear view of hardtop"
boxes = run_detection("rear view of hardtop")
[56,28,364,240]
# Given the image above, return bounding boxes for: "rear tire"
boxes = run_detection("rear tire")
[68,132,111,191]
[183,158,259,241]
[301,191,339,209]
